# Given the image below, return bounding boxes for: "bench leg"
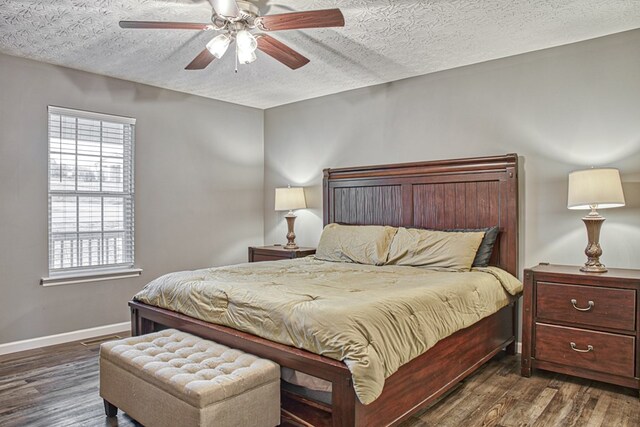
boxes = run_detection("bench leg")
[104,400,118,417]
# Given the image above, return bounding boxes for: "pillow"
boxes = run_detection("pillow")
[386,227,485,271]
[444,226,500,267]
[315,224,398,265]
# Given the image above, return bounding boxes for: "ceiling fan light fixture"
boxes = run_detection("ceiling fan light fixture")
[206,33,232,59]
[236,29,257,52]
[238,47,257,64]
[120,4,345,72]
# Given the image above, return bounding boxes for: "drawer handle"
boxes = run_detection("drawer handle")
[570,342,594,353]
[570,299,594,312]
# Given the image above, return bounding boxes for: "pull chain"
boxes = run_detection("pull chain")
[235,43,238,73]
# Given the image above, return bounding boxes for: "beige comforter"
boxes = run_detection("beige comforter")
[134,257,522,404]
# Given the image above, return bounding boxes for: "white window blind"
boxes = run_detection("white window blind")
[47,106,135,275]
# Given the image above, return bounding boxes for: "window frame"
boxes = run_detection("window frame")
[42,106,140,286]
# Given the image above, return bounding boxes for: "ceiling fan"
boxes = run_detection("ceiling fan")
[119,0,345,71]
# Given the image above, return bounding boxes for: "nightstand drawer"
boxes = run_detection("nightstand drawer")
[535,323,635,378]
[252,254,288,262]
[536,282,636,331]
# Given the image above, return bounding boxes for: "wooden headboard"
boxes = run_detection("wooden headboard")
[323,154,519,276]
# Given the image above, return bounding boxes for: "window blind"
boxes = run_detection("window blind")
[47,106,135,275]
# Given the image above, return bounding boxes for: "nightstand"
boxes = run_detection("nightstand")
[248,245,316,263]
[522,264,640,395]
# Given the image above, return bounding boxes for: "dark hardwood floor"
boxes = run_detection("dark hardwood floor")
[0,334,638,427]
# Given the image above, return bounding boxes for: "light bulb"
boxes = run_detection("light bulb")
[238,47,257,64]
[236,30,257,52]
[206,33,231,59]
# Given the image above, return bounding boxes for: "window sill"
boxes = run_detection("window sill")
[41,268,143,287]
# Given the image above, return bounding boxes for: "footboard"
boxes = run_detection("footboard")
[130,300,516,427]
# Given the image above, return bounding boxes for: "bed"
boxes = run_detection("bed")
[129,153,520,426]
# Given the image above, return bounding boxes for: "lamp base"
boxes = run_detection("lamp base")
[580,214,607,273]
[284,213,299,250]
[580,264,607,273]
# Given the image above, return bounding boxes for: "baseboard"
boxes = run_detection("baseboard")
[0,321,130,356]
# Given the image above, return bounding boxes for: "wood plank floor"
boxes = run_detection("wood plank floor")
[1,334,638,426]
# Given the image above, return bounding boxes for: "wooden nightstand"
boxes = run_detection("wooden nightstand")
[248,246,316,263]
[522,264,640,395]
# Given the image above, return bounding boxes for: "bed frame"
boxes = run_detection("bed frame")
[129,153,520,426]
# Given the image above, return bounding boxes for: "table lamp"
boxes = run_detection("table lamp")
[275,186,307,249]
[567,168,625,273]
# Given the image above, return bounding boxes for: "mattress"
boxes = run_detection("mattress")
[134,257,522,404]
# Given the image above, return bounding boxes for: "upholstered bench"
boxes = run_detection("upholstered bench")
[99,329,280,427]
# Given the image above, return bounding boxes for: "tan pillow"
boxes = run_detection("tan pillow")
[315,224,398,265]
[386,227,485,271]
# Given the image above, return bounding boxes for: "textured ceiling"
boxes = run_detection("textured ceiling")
[1,1,640,109]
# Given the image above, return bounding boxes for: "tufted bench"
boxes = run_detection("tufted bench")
[99,329,280,427]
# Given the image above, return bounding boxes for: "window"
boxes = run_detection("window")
[46,106,136,280]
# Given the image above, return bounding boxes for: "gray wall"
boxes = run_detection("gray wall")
[264,29,640,273]
[0,54,264,344]
[3,28,640,345]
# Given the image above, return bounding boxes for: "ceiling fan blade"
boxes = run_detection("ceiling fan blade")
[119,21,212,30]
[209,0,241,19]
[257,35,310,70]
[185,49,216,70]
[257,9,344,32]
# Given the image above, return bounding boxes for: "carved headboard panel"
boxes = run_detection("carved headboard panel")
[323,154,519,276]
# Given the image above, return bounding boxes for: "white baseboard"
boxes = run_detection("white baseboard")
[0,322,130,356]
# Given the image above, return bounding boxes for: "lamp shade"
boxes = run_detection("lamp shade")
[275,187,307,211]
[567,168,625,210]
[206,33,231,59]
